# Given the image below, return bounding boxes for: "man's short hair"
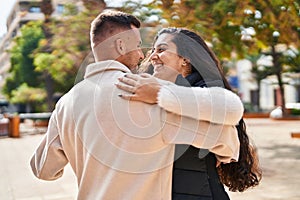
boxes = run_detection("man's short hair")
[90,10,141,47]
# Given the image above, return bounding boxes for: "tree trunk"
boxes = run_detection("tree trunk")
[272,44,286,116]
[82,0,106,11]
[45,73,54,111]
[297,84,300,102]
[257,79,261,111]
[161,0,174,9]
[276,72,286,115]
[40,0,55,111]
[41,0,53,23]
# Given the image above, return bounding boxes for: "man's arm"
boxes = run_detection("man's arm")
[30,110,68,180]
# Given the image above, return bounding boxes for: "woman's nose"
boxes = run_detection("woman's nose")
[150,52,158,60]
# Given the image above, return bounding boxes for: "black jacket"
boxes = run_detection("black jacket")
[172,73,230,200]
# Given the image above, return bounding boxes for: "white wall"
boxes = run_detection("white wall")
[235,59,299,111]
[236,59,257,102]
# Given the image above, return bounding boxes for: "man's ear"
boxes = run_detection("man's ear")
[115,38,126,55]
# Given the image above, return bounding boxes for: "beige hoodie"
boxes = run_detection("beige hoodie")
[30,60,241,200]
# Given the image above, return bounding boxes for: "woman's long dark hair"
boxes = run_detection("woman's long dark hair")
[154,28,262,192]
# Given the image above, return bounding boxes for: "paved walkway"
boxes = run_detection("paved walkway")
[0,118,300,199]
[0,122,77,200]
[229,118,300,200]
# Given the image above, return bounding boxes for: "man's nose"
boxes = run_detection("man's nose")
[139,49,145,60]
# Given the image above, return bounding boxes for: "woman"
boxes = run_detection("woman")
[117,28,262,199]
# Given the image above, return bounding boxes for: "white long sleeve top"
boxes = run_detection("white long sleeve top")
[157,84,244,125]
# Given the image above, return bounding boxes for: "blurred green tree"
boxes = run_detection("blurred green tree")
[10,83,47,112]
[39,0,55,111]
[136,0,300,114]
[34,0,106,110]
[3,21,45,112]
[3,1,106,112]
[225,0,300,114]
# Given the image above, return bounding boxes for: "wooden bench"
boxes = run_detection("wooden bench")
[19,112,51,127]
[291,132,300,139]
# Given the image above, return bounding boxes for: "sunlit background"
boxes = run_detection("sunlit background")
[0,1,299,200]
[0,0,299,116]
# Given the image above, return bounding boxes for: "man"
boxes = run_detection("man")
[30,10,240,199]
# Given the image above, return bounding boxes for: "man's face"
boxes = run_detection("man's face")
[118,26,144,71]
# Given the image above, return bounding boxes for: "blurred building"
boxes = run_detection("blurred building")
[234,59,300,112]
[0,0,81,99]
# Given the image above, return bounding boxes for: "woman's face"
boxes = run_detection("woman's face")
[150,33,185,81]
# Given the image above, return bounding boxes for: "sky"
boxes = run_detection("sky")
[0,0,17,37]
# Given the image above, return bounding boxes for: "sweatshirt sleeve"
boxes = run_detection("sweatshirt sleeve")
[160,111,240,163]
[30,110,68,180]
[157,85,244,125]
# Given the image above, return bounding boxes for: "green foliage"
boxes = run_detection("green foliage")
[40,2,104,96]
[10,83,46,104]
[34,53,56,72]
[3,21,45,99]
[243,102,258,113]
[142,0,299,59]
[291,108,300,115]
[2,76,19,99]
[2,2,106,111]
[33,8,100,93]
[282,47,300,73]
[136,0,299,114]
[10,83,47,112]
[64,4,79,16]
[4,0,298,112]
